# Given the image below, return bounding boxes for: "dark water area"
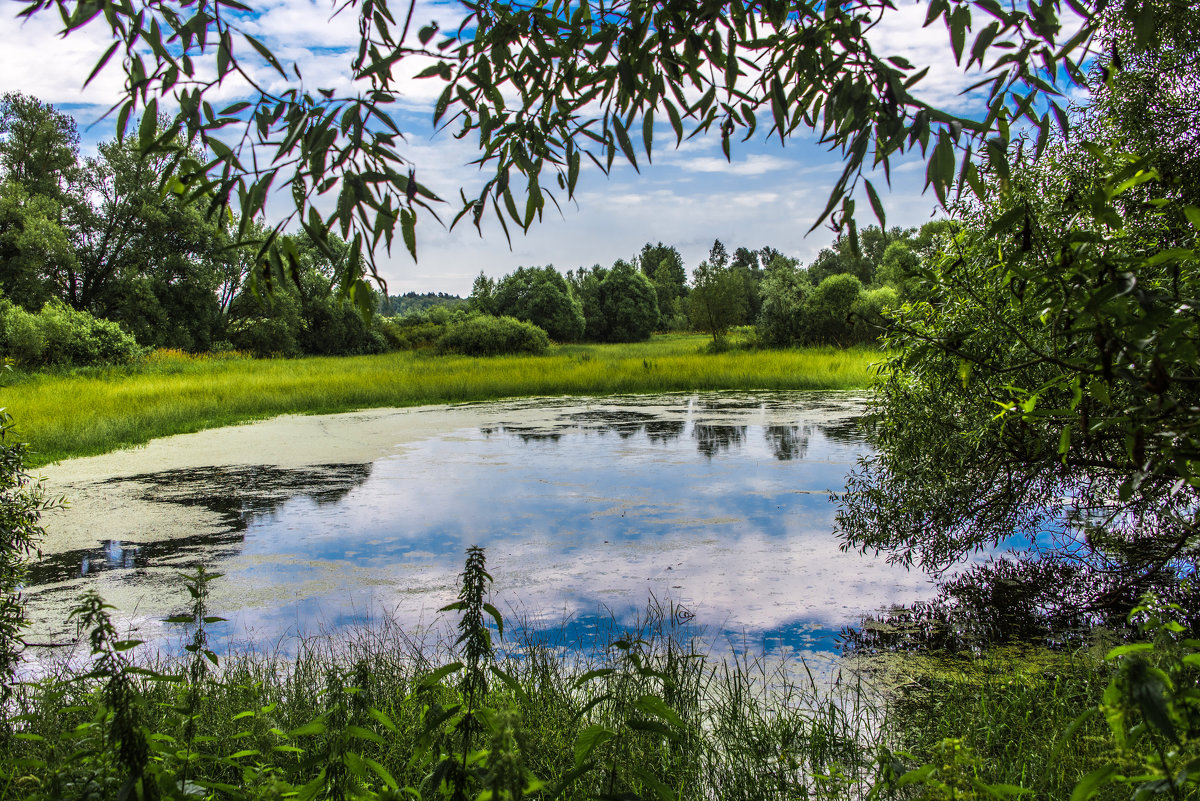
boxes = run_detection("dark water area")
[24,392,935,661]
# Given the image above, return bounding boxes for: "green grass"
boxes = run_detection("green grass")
[4,587,881,801]
[871,646,1116,798]
[2,334,880,466]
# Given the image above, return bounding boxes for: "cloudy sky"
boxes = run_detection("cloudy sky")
[0,0,988,296]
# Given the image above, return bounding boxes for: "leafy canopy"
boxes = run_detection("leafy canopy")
[13,0,1116,293]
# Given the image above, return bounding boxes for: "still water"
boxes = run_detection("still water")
[25,392,933,659]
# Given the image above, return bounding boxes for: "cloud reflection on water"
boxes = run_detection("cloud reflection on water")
[24,392,934,658]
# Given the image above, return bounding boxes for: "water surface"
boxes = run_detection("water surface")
[25,392,933,659]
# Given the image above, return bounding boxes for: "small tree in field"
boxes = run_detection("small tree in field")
[687,261,746,344]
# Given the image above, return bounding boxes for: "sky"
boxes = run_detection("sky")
[0,0,994,297]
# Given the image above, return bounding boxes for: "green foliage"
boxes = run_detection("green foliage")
[1067,596,1200,800]
[0,92,79,203]
[838,145,1200,614]
[569,261,660,343]
[491,267,585,343]
[687,261,747,344]
[0,297,142,367]
[638,243,689,330]
[873,241,922,300]
[755,258,811,348]
[378,292,465,317]
[849,286,899,345]
[227,294,303,358]
[0,409,54,704]
[0,181,75,311]
[435,315,550,357]
[802,273,864,347]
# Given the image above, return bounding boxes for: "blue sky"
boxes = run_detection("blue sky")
[0,0,998,296]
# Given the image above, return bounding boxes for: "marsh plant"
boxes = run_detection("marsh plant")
[0,544,890,800]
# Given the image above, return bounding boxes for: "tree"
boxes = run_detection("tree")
[492,266,585,342]
[687,261,746,343]
[837,135,1200,629]
[637,243,687,328]
[0,92,80,204]
[594,260,659,342]
[467,272,497,316]
[565,264,607,341]
[756,255,811,347]
[0,181,75,310]
[802,273,862,346]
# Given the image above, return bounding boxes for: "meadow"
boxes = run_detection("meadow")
[1,334,879,466]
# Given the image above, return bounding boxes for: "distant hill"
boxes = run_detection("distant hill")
[379,292,467,316]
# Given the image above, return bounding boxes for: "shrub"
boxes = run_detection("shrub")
[227,315,301,358]
[378,305,462,351]
[0,298,141,367]
[436,314,549,356]
[0,302,46,364]
[492,266,585,342]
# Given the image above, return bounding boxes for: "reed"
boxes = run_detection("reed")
[3,335,880,465]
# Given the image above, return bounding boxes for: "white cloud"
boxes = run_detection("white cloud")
[669,153,795,177]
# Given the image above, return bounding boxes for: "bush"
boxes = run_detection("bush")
[436,314,549,356]
[0,302,46,364]
[0,299,142,367]
[850,285,899,344]
[227,315,301,358]
[492,266,585,342]
[378,305,460,351]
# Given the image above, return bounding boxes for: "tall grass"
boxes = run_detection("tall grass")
[871,647,1114,797]
[4,575,883,801]
[3,335,879,465]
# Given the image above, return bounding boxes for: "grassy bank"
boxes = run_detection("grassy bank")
[2,334,878,466]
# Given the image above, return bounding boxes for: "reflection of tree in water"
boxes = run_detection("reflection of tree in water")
[488,410,686,444]
[842,554,1200,654]
[26,463,373,585]
[814,418,863,445]
[765,425,811,461]
[693,424,746,458]
[644,419,684,444]
[497,425,563,443]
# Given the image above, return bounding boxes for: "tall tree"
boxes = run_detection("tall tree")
[637,242,687,323]
[838,106,1200,633]
[0,92,79,203]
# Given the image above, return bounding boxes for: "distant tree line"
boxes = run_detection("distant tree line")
[454,224,951,349]
[377,292,465,317]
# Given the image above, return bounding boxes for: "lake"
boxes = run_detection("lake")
[24,391,933,662]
